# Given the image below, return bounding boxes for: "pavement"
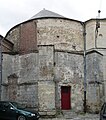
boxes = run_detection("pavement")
[39,111,99,120]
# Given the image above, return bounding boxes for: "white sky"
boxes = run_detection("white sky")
[0,0,105,36]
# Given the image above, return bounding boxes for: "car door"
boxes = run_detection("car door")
[2,102,17,120]
[0,102,4,119]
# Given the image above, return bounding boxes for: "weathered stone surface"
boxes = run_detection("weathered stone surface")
[86,52,104,113]
[86,52,103,83]
[38,81,55,112]
[86,19,106,49]
[2,15,106,115]
[2,54,13,83]
[38,45,54,81]
[54,52,83,82]
[19,53,39,83]
[6,26,20,52]
[17,83,38,109]
[37,19,83,51]
[54,52,83,112]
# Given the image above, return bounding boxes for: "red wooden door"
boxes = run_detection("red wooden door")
[61,86,71,110]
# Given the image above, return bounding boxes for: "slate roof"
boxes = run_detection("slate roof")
[30,8,65,19]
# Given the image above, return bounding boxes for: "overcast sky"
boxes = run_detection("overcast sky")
[0,0,105,36]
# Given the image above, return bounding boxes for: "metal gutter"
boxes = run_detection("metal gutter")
[82,22,87,113]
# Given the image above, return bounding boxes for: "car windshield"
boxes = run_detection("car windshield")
[11,102,26,109]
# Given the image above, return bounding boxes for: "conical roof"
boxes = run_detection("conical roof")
[30,9,65,19]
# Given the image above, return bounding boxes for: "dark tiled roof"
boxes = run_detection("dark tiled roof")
[30,9,65,19]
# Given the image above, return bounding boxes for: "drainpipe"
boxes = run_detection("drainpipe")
[0,36,3,101]
[82,22,87,113]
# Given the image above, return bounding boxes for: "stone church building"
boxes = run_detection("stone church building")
[1,9,106,115]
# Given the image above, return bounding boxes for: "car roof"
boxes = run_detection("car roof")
[0,101,15,103]
[0,101,9,102]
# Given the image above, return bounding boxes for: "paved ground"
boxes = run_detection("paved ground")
[39,112,99,120]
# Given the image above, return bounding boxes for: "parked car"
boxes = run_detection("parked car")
[100,102,106,120]
[0,101,40,120]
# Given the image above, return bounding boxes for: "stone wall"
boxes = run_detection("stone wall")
[38,45,54,81]
[6,26,20,52]
[3,17,106,114]
[96,20,106,48]
[2,45,84,114]
[38,45,55,115]
[86,52,103,83]
[2,46,56,114]
[37,19,83,51]
[86,52,104,113]
[6,21,37,54]
[17,83,38,109]
[86,20,96,50]
[2,53,39,110]
[38,81,55,115]
[54,51,84,112]
[86,19,106,50]
[6,19,83,53]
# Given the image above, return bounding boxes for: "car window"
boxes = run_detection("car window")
[101,104,105,111]
[3,102,11,109]
[11,102,26,109]
[0,103,3,110]
[103,104,106,114]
